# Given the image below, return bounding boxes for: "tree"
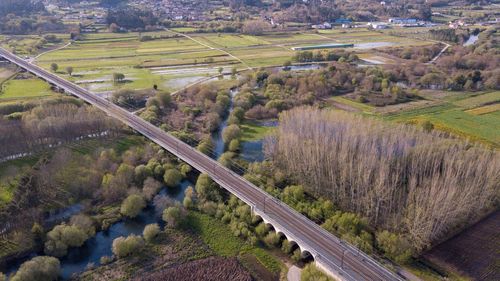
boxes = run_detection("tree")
[142,177,161,200]
[263,231,281,248]
[228,139,240,152]
[301,263,334,281]
[376,231,413,263]
[70,214,96,237]
[66,66,73,76]
[11,256,60,281]
[242,20,270,35]
[112,235,145,258]
[143,223,160,243]
[162,206,183,228]
[112,89,135,107]
[120,194,146,218]
[195,173,221,202]
[417,4,432,21]
[50,63,58,72]
[112,72,125,83]
[44,224,89,257]
[222,124,241,144]
[183,186,196,209]
[163,168,183,187]
[156,91,171,108]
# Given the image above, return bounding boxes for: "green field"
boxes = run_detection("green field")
[183,212,283,274]
[0,78,54,100]
[240,121,275,141]
[29,29,433,93]
[383,91,500,147]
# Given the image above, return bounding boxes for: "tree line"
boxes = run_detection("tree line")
[0,99,122,160]
[267,107,499,252]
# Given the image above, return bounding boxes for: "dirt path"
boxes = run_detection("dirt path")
[32,42,72,62]
[165,28,253,70]
[287,265,302,281]
[427,41,450,64]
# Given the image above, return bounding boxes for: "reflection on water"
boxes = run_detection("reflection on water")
[240,140,265,162]
[211,89,239,159]
[164,76,206,90]
[5,179,193,280]
[464,34,479,46]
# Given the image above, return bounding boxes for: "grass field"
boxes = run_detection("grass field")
[183,211,284,274]
[0,78,54,100]
[30,29,433,93]
[383,91,500,147]
[240,121,275,141]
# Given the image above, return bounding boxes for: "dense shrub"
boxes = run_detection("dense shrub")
[301,263,334,281]
[44,224,89,257]
[11,256,60,281]
[112,235,145,258]
[164,168,183,187]
[143,223,161,243]
[376,231,413,263]
[120,194,146,218]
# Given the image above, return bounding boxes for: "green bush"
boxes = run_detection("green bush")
[143,223,161,243]
[99,255,113,265]
[112,235,145,258]
[222,124,241,144]
[120,194,146,218]
[164,168,183,187]
[263,232,281,248]
[228,139,240,152]
[376,230,413,263]
[44,224,89,257]
[11,256,60,281]
[281,239,294,254]
[301,263,334,281]
[162,206,184,228]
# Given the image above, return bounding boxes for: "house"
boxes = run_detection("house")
[312,22,332,29]
[368,22,389,29]
[388,18,418,24]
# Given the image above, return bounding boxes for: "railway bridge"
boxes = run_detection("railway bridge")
[0,47,403,281]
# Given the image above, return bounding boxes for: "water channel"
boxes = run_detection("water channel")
[4,87,274,279]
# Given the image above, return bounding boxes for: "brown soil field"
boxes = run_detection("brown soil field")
[423,210,500,281]
[135,256,252,281]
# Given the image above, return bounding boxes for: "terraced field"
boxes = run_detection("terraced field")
[31,28,433,93]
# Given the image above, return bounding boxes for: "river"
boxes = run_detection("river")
[3,179,193,280]
[5,76,281,279]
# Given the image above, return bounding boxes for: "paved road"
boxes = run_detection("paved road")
[0,47,403,281]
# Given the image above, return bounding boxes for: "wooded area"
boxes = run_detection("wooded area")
[268,107,499,251]
[0,99,122,160]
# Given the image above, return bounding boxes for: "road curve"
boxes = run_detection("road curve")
[0,47,402,281]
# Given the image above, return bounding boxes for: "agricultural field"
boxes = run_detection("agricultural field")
[383,91,500,147]
[423,210,500,281]
[0,76,55,101]
[326,90,500,147]
[29,28,433,94]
